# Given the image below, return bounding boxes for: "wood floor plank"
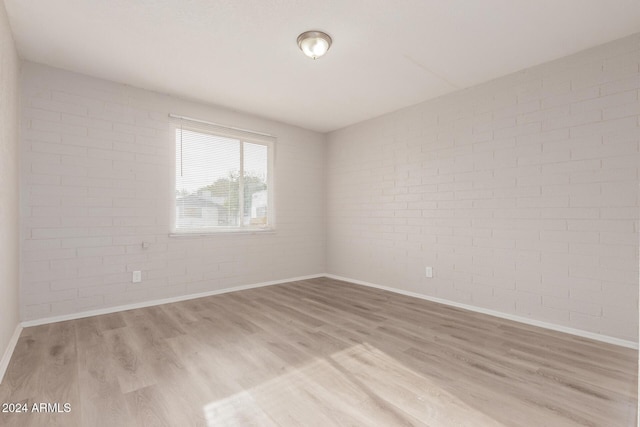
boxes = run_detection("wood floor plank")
[34,321,81,427]
[76,340,133,427]
[102,327,158,394]
[204,390,278,427]
[0,326,49,402]
[96,312,127,332]
[163,333,240,403]
[124,385,174,427]
[0,278,636,426]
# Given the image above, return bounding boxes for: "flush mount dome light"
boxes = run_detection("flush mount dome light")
[297,31,332,59]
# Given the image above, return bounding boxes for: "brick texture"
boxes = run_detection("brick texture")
[20,62,325,321]
[327,34,640,341]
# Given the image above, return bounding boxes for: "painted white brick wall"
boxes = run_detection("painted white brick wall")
[327,34,640,341]
[20,62,325,321]
[0,0,20,362]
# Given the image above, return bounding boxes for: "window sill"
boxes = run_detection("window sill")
[169,229,276,238]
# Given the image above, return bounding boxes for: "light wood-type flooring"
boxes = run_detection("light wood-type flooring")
[0,277,637,426]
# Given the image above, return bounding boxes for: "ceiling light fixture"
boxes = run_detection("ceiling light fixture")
[297,31,332,60]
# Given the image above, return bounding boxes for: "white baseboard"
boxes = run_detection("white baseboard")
[0,323,23,384]
[19,272,638,350]
[21,274,325,328]
[325,274,639,350]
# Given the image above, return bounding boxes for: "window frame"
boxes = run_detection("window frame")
[170,122,276,236]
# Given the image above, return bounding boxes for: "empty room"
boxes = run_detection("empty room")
[0,1,639,426]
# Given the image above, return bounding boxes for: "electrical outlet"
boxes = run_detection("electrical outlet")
[132,271,142,283]
[425,266,433,278]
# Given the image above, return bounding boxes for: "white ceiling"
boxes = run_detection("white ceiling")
[5,0,640,133]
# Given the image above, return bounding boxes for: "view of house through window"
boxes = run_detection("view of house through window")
[175,127,271,232]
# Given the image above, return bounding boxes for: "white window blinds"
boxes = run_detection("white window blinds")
[173,116,274,233]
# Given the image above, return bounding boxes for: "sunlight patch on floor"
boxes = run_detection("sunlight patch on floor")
[203,342,504,426]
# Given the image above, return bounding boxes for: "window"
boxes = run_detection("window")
[173,123,274,233]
